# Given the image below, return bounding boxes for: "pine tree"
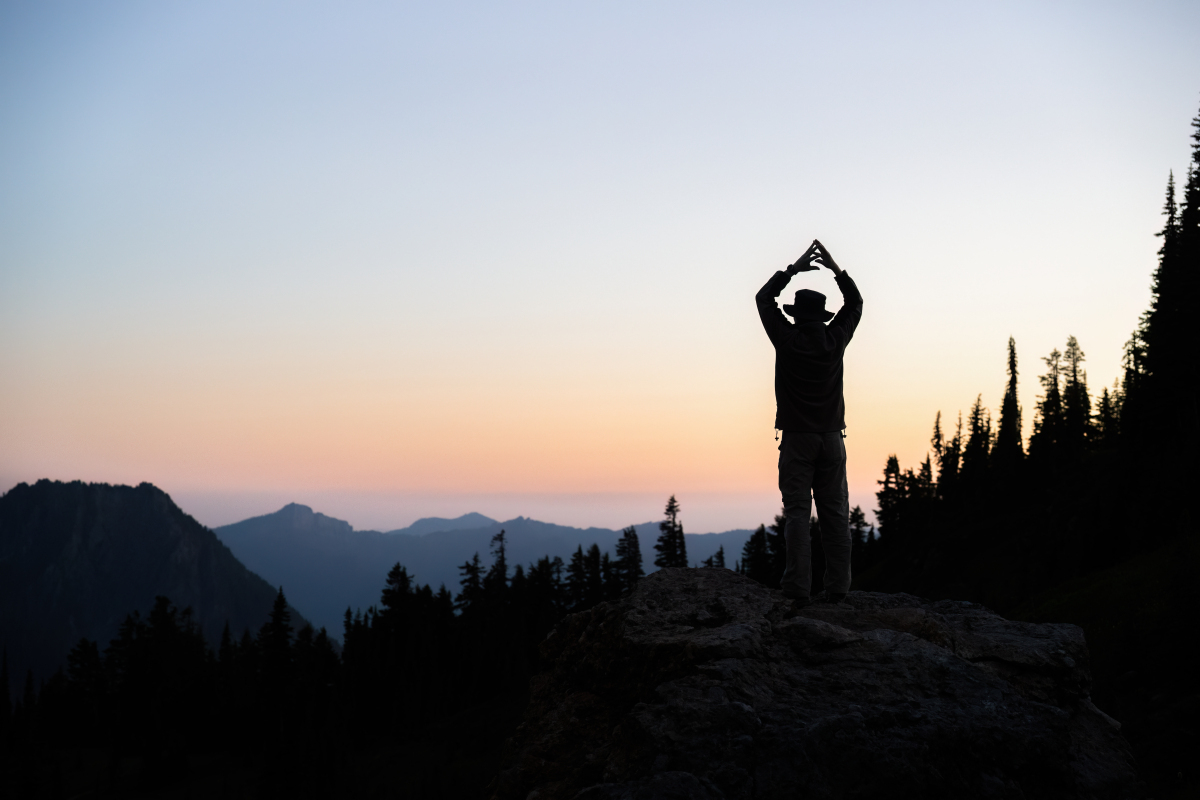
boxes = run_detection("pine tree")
[1061,336,1092,460]
[566,545,587,608]
[849,505,869,559]
[1094,384,1120,449]
[600,552,621,601]
[1141,106,1200,456]
[767,512,787,585]
[700,545,727,569]
[876,455,905,540]
[258,588,294,686]
[483,530,509,603]
[455,553,484,614]
[583,544,604,607]
[959,395,992,493]
[739,525,772,583]
[932,412,963,499]
[1119,325,1149,444]
[1029,348,1065,470]
[614,526,644,592]
[381,563,414,616]
[992,337,1024,480]
[654,495,687,569]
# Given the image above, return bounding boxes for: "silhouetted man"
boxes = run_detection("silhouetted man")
[756,240,863,607]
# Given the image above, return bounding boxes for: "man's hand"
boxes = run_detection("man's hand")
[788,241,821,275]
[813,240,843,276]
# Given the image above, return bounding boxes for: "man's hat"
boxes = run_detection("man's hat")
[783,289,834,322]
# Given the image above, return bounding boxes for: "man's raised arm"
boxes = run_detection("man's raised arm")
[756,241,821,342]
[813,240,863,336]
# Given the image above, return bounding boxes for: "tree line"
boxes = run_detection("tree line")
[0,495,745,797]
[851,106,1200,795]
[865,103,1199,591]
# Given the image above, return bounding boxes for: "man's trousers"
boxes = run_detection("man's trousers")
[777,430,852,599]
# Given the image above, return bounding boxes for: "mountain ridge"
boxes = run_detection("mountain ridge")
[215,504,758,638]
[0,479,311,685]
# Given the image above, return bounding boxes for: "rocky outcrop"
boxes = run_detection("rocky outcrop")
[492,568,1140,799]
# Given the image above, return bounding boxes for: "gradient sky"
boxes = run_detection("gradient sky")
[2,1,1198,533]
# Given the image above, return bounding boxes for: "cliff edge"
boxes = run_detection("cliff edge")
[492,568,1140,799]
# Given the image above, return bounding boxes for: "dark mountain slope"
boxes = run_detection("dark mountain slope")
[0,479,306,683]
[217,504,753,637]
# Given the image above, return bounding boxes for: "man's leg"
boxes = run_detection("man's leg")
[812,431,851,597]
[778,431,819,599]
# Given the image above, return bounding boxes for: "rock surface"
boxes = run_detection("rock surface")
[492,568,1140,800]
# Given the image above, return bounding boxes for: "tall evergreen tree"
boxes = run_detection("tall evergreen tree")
[876,455,905,542]
[739,525,772,583]
[1094,384,1120,449]
[566,545,587,608]
[381,563,414,616]
[931,411,963,499]
[654,495,687,568]
[483,530,509,602]
[258,588,294,684]
[583,544,605,607]
[849,506,869,557]
[959,395,992,492]
[1141,106,1200,456]
[614,526,644,592]
[767,512,788,585]
[1061,336,1092,459]
[600,552,621,600]
[992,336,1024,479]
[455,553,484,613]
[700,546,726,569]
[1029,348,1065,469]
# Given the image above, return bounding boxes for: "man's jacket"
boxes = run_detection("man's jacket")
[755,271,863,432]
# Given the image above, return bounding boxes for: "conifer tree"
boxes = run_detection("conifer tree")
[767,512,787,584]
[700,546,726,569]
[1029,348,1065,470]
[566,545,587,608]
[992,337,1024,479]
[614,526,644,592]
[931,412,963,499]
[959,395,992,492]
[583,544,604,607]
[1094,384,1120,448]
[381,563,414,616]
[1119,326,1148,443]
[849,505,869,558]
[600,552,621,600]
[259,588,294,682]
[1141,106,1200,458]
[483,530,509,602]
[739,525,772,583]
[456,553,484,613]
[876,455,905,540]
[654,495,687,568]
[1061,336,1092,459]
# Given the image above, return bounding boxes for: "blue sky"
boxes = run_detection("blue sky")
[2,1,1198,531]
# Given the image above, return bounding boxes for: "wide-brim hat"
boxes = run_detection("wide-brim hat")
[783,289,834,322]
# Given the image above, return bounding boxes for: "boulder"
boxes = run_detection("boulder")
[491,568,1140,799]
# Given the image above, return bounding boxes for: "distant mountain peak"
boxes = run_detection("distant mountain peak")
[386,512,497,536]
